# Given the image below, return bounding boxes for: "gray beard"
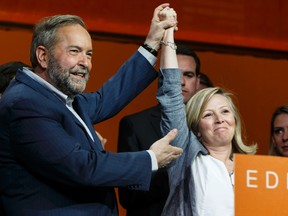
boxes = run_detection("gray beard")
[46,55,88,97]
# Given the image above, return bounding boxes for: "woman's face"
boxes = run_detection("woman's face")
[272,113,288,156]
[198,94,235,147]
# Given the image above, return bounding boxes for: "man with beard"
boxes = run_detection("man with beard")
[0,4,182,216]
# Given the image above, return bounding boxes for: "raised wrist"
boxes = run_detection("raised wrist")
[142,43,158,56]
[160,41,177,50]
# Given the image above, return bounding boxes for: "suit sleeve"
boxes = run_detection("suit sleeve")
[7,96,152,190]
[80,51,158,124]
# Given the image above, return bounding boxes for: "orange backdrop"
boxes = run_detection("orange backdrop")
[2,0,288,53]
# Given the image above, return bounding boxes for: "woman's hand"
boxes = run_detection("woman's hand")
[159,7,178,31]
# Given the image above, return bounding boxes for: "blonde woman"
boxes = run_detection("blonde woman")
[157,8,257,216]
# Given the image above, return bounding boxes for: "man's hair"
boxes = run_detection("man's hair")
[30,15,86,68]
[176,44,201,76]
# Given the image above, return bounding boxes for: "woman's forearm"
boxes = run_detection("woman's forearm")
[159,7,178,69]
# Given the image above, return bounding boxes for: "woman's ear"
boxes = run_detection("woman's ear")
[35,45,48,69]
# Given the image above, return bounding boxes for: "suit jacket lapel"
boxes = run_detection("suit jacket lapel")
[72,99,104,151]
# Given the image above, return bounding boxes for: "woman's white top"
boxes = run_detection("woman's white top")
[192,154,234,216]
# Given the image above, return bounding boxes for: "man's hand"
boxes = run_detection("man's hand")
[149,129,182,168]
[144,3,178,51]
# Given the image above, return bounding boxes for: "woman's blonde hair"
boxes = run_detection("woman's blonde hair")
[186,87,257,155]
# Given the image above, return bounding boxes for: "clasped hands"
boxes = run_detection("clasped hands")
[159,6,177,30]
[144,3,178,51]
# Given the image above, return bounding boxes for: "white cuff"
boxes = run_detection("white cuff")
[138,46,157,66]
[147,150,158,171]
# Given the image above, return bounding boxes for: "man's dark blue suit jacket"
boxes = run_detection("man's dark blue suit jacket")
[0,51,157,216]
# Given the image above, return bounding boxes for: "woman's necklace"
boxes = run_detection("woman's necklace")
[226,159,234,188]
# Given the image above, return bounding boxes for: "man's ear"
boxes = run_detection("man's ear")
[35,45,48,69]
